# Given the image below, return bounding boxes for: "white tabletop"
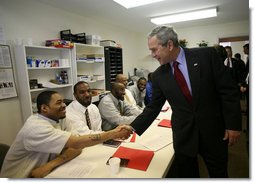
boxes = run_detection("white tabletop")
[46,101,174,178]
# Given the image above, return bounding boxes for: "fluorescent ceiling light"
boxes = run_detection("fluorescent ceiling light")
[113,0,165,9]
[151,8,217,25]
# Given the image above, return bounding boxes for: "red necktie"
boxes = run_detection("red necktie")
[85,109,92,129]
[173,61,192,103]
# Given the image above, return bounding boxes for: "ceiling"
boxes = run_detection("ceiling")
[36,0,249,33]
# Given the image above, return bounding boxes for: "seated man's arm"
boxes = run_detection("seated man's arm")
[30,148,82,178]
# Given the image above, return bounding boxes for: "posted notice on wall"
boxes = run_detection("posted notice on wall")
[0,68,17,99]
[0,44,12,67]
[0,44,17,99]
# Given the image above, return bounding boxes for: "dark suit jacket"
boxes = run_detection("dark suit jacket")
[227,58,246,85]
[131,47,242,157]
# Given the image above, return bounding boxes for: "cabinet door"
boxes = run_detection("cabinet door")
[104,47,123,90]
[14,45,73,121]
[72,43,106,103]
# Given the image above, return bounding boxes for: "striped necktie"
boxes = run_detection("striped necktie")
[85,109,92,129]
[118,101,123,115]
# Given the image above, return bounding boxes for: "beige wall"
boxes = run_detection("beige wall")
[0,0,249,145]
[0,0,141,145]
[136,21,249,72]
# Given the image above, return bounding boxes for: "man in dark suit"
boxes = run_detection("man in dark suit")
[130,26,241,178]
[224,46,245,87]
[240,43,249,155]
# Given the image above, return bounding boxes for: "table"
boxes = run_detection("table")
[46,102,174,178]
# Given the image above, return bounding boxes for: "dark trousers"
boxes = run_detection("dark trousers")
[166,154,200,178]
[167,138,228,178]
[166,152,228,178]
[246,88,249,155]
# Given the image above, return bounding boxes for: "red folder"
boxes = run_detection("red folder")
[112,146,154,171]
[130,133,136,142]
[158,119,172,128]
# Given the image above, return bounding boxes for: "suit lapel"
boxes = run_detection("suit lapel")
[184,48,200,109]
[160,62,191,106]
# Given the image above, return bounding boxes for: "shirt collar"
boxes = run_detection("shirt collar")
[109,93,122,105]
[176,47,185,65]
[73,100,89,113]
[170,47,185,67]
[37,113,60,124]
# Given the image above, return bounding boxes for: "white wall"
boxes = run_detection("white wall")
[0,0,249,145]
[135,21,249,71]
[0,0,141,145]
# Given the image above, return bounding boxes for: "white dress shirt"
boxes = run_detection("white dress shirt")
[98,93,142,131]
[0,114,72,178]
[224,58,232,68]
[128,84,146,108]
[66,100,102,135]
[124,88,136,105]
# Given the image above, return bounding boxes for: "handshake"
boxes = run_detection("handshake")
[111,125,134,140]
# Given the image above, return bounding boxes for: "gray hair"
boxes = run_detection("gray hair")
[148,26,179,47]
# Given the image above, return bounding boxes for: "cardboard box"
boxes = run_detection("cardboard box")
[100,40,117,47]
[86,35,101,45]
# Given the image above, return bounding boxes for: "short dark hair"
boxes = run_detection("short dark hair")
[73,81,88,94]
[37,91,58,113]
[243,43,249,49]
[225,46,232,50]
[138,77,147,83]
[148,72,153,81]
[234,53,241,59]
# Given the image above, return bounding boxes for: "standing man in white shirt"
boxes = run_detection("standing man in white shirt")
[66,81,102,135]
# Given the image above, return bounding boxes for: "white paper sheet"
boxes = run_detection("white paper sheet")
[139,135,172,152]
[45,159,97,178]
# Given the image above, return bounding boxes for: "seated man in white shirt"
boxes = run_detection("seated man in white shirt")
[129,77,147,109]
[115,74,137,106]
[0,91,132,178]
[98,82,142,131]
[66,81,102,135]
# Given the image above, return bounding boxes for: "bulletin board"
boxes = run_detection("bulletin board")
[0,44,17,99]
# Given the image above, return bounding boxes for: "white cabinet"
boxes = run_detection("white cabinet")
[14,45,73,121]
[72,43,106,102]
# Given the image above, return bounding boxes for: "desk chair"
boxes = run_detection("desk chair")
[0,143,10,171]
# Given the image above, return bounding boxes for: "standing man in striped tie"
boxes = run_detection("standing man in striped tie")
[130,26,241,178]
[66,81,103,135]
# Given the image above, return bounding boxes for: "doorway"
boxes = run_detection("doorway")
[219,36,249,63]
